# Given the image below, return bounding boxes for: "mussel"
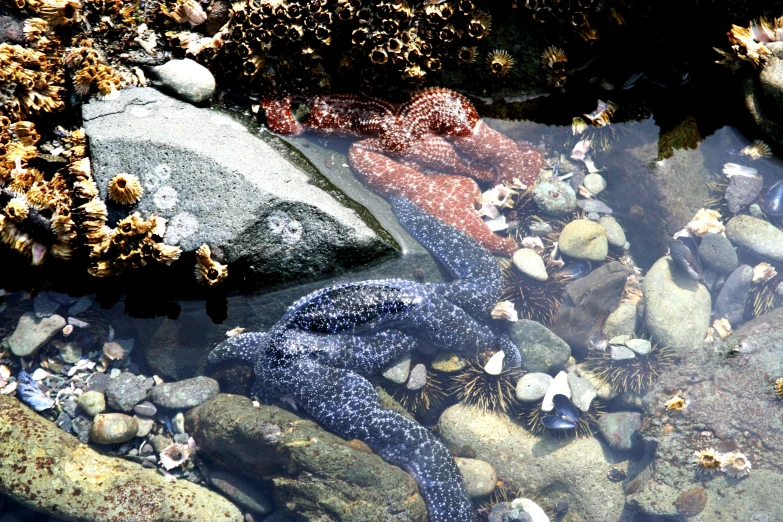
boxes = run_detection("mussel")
[670,237,703,281]
[16,369,55,412]
[764,180,783,217]
[541,394,579,430]
[558,260,592,280]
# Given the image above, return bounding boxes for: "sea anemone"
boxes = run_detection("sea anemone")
[107,173,144,205]
[693,448,722,475]
[450,361,523,413]
[389,368,447,415]
[584,338,676,394]
[195,243,228,286]
[720,451,751,478]
[742,140,772,160]
[159,442,192,470]
[487,50,514,76]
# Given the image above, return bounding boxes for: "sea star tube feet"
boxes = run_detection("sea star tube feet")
[209,196,523,522]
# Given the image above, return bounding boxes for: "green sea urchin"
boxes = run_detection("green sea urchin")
[450,362,523,413]
[584,338,676,394]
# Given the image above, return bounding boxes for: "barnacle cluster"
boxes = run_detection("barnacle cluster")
[64,44,124,99]
[181,0,492,93]
[716,17,783,70]
[774,377,783,399]
[692,448,752,479]
[195,243,228,286]
[523,0,627,42]
[541,46,566,87]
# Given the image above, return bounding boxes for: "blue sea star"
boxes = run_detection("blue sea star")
[209,196,522,522]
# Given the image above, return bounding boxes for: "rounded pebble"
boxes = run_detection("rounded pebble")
[698,233,739,275]
[134,416,154,438]
[567,369,597,412]
[152,58,216,104]
[90,413,139,444]
[382,353,411,384]
[515,373,553,402]
[172,411,186,434]
[610,345,636,360]
[533,181,577,216]
[558,219,609,261]
[583,173,607,195]
[77,390,106,417]
[512,248,548,281]
[484,351,505,375]
[454,458,498,498]
[60,343,82,364]
[431,352,468,372]
[133,400,158,417]
[406,363,427,390]
[598,216,626,248]
[625,338,652,355]
[149,376,220,409]
[528,221,552,237]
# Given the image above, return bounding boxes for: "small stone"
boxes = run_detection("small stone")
[515,373,553,402]
[610,345,636,360]
[567,369,597,412]
[528,221,552,237]
[381,353,411,384]
[674,487,707,517]
[60,343,82,364]
[106,373,153,412]
[598,216,626,248]
[210,471,274,515]
[749,203,764,218]
[150,434,173,453]
[77,390,106,417]
[172,412,186,434]
[583,173,606,195]
[587,212,600,221]
[454,458,497,498]
[698,233,739,275]
[431,352,468,373]
[152,58,216,104]
[625,338,652,355]
[134,416,154,438]
[558,219,608,261]
[85,373,111,393]
[483,351,505,375]
[149,376,220,409]
[510,498,549,522]
[133,401,158,417]
[541,371,570,412]
[512,248,548,281]
[68,296,93,316]
[533,180,577,216]
[725,215,783,263]
[603,301,638,339]
[55,411,73,433]
[406,363,427,390]
[90,413,139,444]
[508,320,571,373]
[576,199,613,214]
[597,411,642,451]
[609,334,631,345]
[71,415,92,443]
[725,170,763,213]
[34,292,61,318]
[173,433,190,444]
[4,313,66,357]
[715,265,753,325]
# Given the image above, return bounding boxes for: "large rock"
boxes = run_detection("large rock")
[507,320,570,373]
[553,261,632,356]
[186,394,427,522]
[0,395,242,522]
[725,215,783,263]
[82,87,398,290]
[632,307,783,520]
[439,404,626,522]
[3,312,65,357]
[643,256,711,352]
[747,43,783,147]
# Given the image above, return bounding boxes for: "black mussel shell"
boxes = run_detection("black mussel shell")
[552,393,579,423]
[558,260,591,279]
[670,239,703,280]
[542,414,578,430]
[764,180,783,217]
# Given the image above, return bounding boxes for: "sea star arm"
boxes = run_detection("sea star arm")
[207,332,267,364]
[400,135,496,183]
[274,358,477,522]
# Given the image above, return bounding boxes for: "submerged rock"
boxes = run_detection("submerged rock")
[0,395,242,522]
[532,180,576,216]
[597,412,642,451]
[149,376,220,409]
[82,88,398,290]
[558,219,608,261]
[725,215,783,263]
[714,265,753,325]
[186,394,427,522]
[507,320,571,373]
[698,233,738,275]
[454,458,497,498]
[3,312,65,357]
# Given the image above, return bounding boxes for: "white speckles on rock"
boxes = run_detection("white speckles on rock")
[164,212,200,245]
[129,106,151,118]
[406,363,427,390]
[625,338,652,355]
[541,371,570,412]
[153,186,179,210]
[610,345,636,360]
[512,248,549,281]
[267,210,303,245]
[382,353,411,384]
[515,373,552,402]
[483,351,505,375]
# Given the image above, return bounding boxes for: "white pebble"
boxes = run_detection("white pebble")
[625,338,652,355]
[512,248,548,281]
[483,351,505,376]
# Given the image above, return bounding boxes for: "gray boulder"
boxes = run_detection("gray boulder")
[714,265,753,325]
[597,412,642,451]
[149,376,219,409]
[3,312,65,357]
[725,215,783,263]
[82,87,398,290]
[698,233,738,275]
[507,320,570,373]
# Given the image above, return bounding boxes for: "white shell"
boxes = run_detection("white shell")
[722,163,759,178]
[541,371,570,412]
[484,215,509,232]
[510,498,551,522]
[484,351,505,376]
[491,301,518,322]
[31,368,51,381]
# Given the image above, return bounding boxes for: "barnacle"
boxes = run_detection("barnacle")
[450,362,523,413]
[195,243,228,285]
[665,395,686,411]
[456,46,477,64]
[26,0,81,27]
[774,377,783,399]
[107,173,144,205]
[741,139,772,159]
[487,50,514,76]
[162,0,207,27]
[693,448,722,475]
[159,442,192,470]
[541,46,567,88]
[720,452,751,478]
[4,197,29,222]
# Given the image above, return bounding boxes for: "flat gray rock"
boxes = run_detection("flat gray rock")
[507,320,571,373]
[725,215,783,263]
[82,88,398,290]
[3,312,65,357]
[150,376,220,409]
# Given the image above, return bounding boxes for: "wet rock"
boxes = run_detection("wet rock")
[172,411,186,434]
[0,396,242,522]
[90,413,139,444]
[598,216,626,248]
[610,344,636,360]
[698,233,739,275]
[515,373,552,402]
[597,412,641,451]
[583,173,606,195]
[625,338,652,355]
[643,257,711,352]
[71,414,92,444]
[68,296,93,316]
[85,373,111,393]
[440,404,625,522]
[150,376,220,409]
[674,487,708,517]
[566,368,597,412]
[507,320,571,373]
[405,363,427,390]
[431,352,468,373]
[0,10,24,43]
[152,58,215,104]
[714,265,753,325]
[209,471,274,515]
[381,353,411,384]
[454,458,497,498]
[558,219,608,261]
[532,180,576,216]
[3,313,66,357]
[133,400,157,417]
[725,215,783,263]
[603,301,638,338]
[60,343,82,364]
[725,171,763,214]
[512,248,548,281]
[134,416,154,438]
[82,87,398,291]
[186,394,427,522]
[632,307,783,520]
[33,292,61,318]
[528,221,551,237]
[576,199,613,214]
[553,261,632,355]
[77,390,106,417]
[106,373,153,412]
